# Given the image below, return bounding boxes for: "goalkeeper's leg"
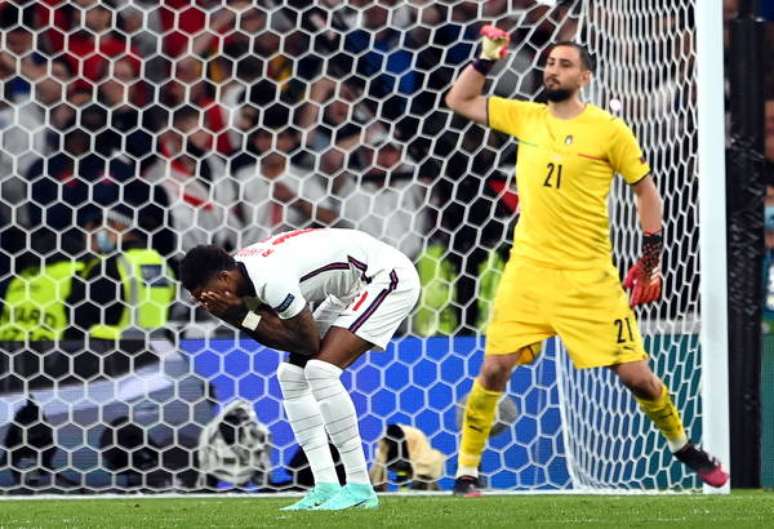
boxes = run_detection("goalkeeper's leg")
[277,359,341,511]
[454,349,530,496]
[612,360,729,487]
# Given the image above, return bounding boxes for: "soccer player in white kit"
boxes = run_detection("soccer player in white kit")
[179,228,420,510]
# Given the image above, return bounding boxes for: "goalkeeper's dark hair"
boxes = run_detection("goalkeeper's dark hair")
[179,245,236,292]
[548,41,596,73]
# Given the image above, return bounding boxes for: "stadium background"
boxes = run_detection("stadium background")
[0,0,771,496]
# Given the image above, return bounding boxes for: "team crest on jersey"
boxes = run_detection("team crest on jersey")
[564,135,573,145]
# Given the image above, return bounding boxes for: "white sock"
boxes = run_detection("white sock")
[276,362,339,485]
[305,359,370,485]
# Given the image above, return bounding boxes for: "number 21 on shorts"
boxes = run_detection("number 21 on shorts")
[614,317,634,344]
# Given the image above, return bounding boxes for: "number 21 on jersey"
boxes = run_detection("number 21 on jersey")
[544,162,563,189]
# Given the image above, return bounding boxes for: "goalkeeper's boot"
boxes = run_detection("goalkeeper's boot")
[314,483,379,510]
[673,442,729,488]
[452,475,481,497]
[280,482,342,511]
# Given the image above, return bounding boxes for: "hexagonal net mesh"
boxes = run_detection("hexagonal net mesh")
[0,0,708,494]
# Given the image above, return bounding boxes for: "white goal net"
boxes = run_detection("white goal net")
[0,0,717,494]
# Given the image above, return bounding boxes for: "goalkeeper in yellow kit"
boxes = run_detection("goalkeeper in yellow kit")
[445,26,729,494]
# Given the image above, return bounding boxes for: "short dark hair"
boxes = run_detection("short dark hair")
[179,245,236,292]
[548,41,596,73]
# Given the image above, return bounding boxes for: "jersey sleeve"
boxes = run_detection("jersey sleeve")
[242,261,307,319]
[487,97,542,140]
[608,119,651,184]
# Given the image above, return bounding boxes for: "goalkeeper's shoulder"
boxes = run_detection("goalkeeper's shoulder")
[584,103,621,123]
[487,95,548,116]
[585,104,639,135]
[579,104,642,144]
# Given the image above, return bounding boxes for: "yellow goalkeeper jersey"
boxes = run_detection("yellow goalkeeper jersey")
[488,96,651,270]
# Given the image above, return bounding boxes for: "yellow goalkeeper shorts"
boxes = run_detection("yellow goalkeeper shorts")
[485,257,648,368]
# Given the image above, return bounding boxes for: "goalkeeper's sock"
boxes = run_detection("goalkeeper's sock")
[277,362,339,484]
[305,359,371,485]
[635,384,688,452]
[456,379,503,478]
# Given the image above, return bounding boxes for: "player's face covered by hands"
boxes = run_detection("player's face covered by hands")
[192,272,245,320]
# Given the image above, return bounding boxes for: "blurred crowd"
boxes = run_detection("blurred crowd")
[0,0,770,336]
[0,0,584,336]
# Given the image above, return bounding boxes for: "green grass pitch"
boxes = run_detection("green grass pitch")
[1,491,772,529]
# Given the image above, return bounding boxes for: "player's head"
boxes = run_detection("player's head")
[543,41,595,103]
[180,245,242,301]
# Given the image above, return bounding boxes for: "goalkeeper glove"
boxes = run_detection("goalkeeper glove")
[473,25,510,75]
[623,230,663,307]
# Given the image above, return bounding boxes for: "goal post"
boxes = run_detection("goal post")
[695,0,730,493]
[550,0,729,493]
[0,0,729,495]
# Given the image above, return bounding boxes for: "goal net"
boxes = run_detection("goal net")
[0,0,719,494]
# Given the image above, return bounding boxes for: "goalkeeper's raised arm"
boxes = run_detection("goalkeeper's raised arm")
[445,25,510,124]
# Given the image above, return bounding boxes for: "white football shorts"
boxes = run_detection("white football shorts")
[313,257,420,350]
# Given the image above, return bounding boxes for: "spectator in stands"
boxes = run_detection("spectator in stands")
[96,57,153,168]
[158,56,237,156]
[233,124,338,246]
[42,84,93,162]
[115,1,160,59]
[336,139,430,261]
[156,3,262,157]
[0,58,71,229]
[145,105,243,255]
[67,203,175,341]
[295,76,390,190]
[0,8,36,101]
[222,54,263,160]
[0,249,84,342]
[297,77,368,152]
[37,0,143,93]
[24,122,134,257]
[344,1,421,101]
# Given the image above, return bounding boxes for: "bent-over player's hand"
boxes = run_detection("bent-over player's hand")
[623,231,663,307]
[479,25,510,61]
[199,289,246,320]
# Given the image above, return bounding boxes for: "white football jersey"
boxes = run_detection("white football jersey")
[234,228,409,319]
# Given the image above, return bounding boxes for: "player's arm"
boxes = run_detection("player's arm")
[200,290,320,357]
[244,305,320,357]
[445,25,510,125]
[624,174,664,306]
[632,174,662,235]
